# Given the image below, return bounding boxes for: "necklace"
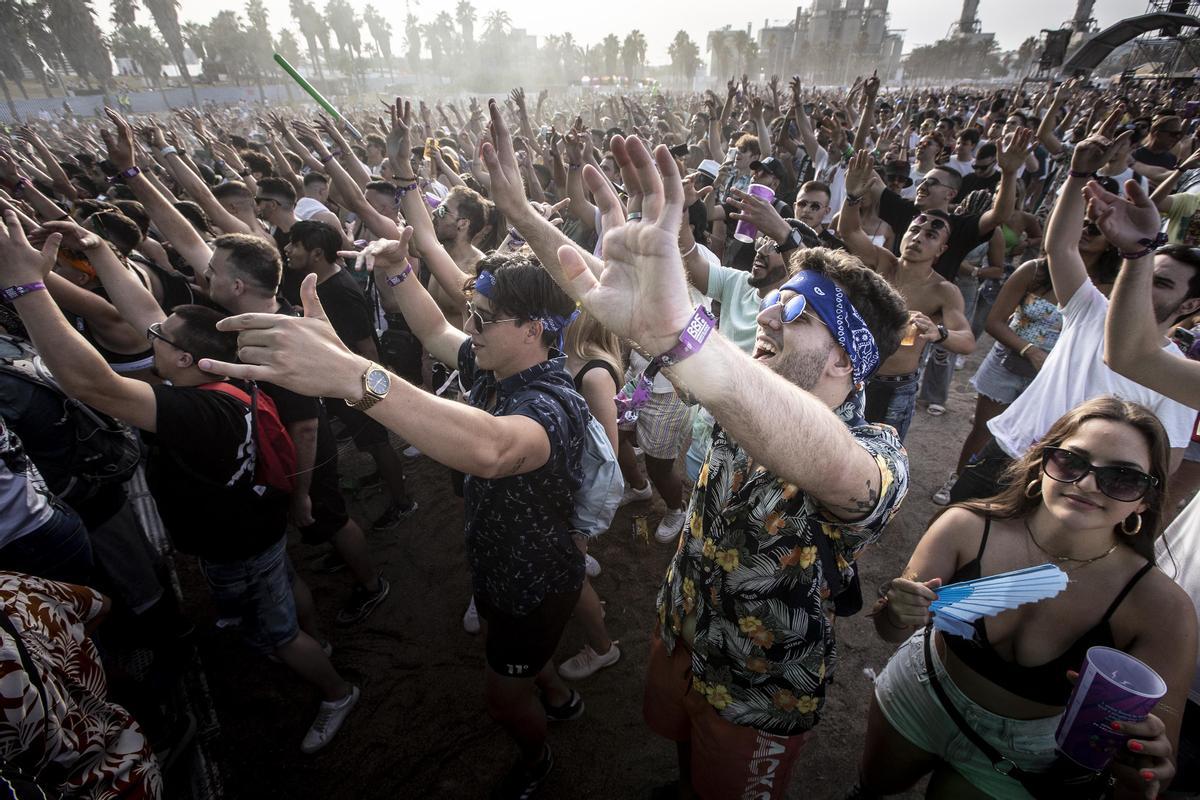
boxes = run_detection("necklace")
[1024,519,1118,567]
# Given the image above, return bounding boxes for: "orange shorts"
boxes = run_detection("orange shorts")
[642,633,812,800]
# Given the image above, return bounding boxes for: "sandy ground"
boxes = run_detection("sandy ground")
[177,346,986,800]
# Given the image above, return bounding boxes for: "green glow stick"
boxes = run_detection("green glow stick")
[273,53,363,141]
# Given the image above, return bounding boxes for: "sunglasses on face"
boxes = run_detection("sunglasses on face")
[433,204,459,221]
[1042,446,1157,503]
[795,200,823,212]
[465,301,521,331]
[911,214,948,232]
[973,162,995,173]
[919,177,945,190]
[759,290,816,324]
[146,321,189,354]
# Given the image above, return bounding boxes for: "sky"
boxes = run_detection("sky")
[93,0,1148,64]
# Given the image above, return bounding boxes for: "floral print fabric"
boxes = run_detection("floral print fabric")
[655,397,908,736]
[0,572,161,798]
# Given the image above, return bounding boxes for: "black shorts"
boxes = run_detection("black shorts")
[477,589,581,679]
[298,464,350,544]
[327,403,390,450]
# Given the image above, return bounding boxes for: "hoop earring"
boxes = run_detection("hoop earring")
[1121,514,1142,536]
[1024,478,1041,499]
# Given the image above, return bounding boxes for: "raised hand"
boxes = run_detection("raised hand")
[0,151,23,183]
[198,273,366,400]
[341,227,415,276]
[997,126,1034,174]
[479,98,530,219]
[510,87,527,111]
[31,218,104,252]
[0,210,61,286]
[1070,129,1133,175]
[386,96,414,173]
[1083,178,1160,255]
[555,136,694,358]
[99,108,139,171]
[844,149,875,197]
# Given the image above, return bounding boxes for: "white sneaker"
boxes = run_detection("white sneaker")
[932,473,957,506]
[927,404,946,417]
[619,481,652,506]
[558,643,621,681]
[954,354,966,370]
[585,553,601,578]
[655,508,687,544]
[462,596,480,635]
[300,685,360,754]
[632,446,644,458]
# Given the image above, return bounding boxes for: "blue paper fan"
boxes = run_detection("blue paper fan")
[930,563,1068,639]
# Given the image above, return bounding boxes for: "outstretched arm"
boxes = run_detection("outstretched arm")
[837,151,892,271]
[979,127,1033,236]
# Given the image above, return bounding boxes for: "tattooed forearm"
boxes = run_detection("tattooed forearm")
[832,481,880,520]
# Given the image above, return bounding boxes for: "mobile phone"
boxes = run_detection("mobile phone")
[668,143,690,159]
[1173,327,1197,355]
[725,147,737,163]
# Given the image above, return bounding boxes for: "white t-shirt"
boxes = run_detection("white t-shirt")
[947,156,974,176]
[294,196,330,221]
[988,281,1196,457]
[1157,491,1200,703]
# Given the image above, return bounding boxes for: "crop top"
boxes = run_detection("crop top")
[941,517,1153,706]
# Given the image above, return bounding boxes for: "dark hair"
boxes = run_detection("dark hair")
[170,304,239,367]
[89,211,142,255]
[256,177,296,206]
[798,180,831,201]
[303,172,329,189]
[448,185,488,238]
[465,252,575,348]
[365,180,397,199]
[928,166,962,191]
[73,199,119,219]
[1007,111,1029,127]
[288,219,342,263]
[1157,245,1200,302]
[284,152,303,172]
[175,201,212,235]
[212,233,281,293]
[107,184,136,201]
[212,180,254,203]
[943,397,1170,562]
[112,200,150,235]
[957,128,981,145]
[974,142,997,161]
[784,247,909,365]
[240,151,273,178]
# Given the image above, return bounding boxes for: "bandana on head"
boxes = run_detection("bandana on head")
[778,271,880,385]
[473,269,579,348]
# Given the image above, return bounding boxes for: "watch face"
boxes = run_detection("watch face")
[365,367,390,396]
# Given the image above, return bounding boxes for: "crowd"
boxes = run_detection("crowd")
[0,66,1199,800]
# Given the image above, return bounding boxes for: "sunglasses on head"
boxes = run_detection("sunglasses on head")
[1042,447,1157,503]
[911,213,948,232]
[759,290,815,324]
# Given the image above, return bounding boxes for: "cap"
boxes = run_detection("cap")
[697,159,720,180]
[749,156,789,185]
[883,161,913,188]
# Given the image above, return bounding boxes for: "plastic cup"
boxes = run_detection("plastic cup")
[733,183,777,244]
[1055,646,1166,772]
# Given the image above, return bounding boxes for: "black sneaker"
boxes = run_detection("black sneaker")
[373,499,418,531]
[541,689,584,722]
[311,552,347,575]
[491,744,553,800]
[336,576,391,625]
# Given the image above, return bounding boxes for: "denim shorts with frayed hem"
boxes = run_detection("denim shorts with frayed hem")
[873,627,1059,799]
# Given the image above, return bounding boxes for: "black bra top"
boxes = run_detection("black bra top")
[573,359,621,394]
[942,517,1153,707]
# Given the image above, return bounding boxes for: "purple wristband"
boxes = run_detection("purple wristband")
[1120,232,1168,260]
[385,264,413,286]
[654,305,717,368]
[1,281,46,302]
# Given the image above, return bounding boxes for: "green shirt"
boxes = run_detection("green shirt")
[705,257,762,355]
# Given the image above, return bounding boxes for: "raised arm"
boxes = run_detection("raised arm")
[852,73,879,152]
[1150,148,1200,214]
[978,127,1033,236]
[837,152,893,271]
[790,77,821,168]
[16,127,77,203]
[561,126,598,234]
[1094,179,1200,406]
[149,123,253,238]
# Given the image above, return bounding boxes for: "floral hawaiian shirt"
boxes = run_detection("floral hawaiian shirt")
[655,396,908,736]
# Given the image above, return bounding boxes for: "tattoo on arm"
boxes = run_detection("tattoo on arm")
[833,481,880,518]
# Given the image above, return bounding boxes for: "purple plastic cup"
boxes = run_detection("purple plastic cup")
[1055,646,1166,772]
[733,183,776,243]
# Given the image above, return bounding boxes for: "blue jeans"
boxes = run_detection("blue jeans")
[0,503,93,585]
[199,537,298,654]
[865,371,920,442]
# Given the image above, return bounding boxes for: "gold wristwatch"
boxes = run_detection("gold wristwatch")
[346,361,390,411]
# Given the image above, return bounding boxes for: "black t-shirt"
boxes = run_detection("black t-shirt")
[316,268,377,352]
[1132,146,1178,171]
[879,189,987,281]
[146,383,287,561]
[958,170,1001,199]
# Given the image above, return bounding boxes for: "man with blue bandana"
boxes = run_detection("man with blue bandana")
[474,100,914,800]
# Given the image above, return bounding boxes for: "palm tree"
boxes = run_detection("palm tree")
[207,10,250,85]
[602,34,619,77]
[324,0,361,83]
[621,30,647,81]
[288,0,324,78]
[244,0,273,101]
[111,25,170,100]
[404,13,421,72]
[362,4,393,77]
[0,0,28,111]
[143,0,198,104]
[47,0,112,96]
[181,21,209,63]
[22,1,67,94]
[455,0,475,47]
[668,30,700,88]
[482,10,510,40]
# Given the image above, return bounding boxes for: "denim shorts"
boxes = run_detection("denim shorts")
[971,342,1034,405]
[200,537,299,654]
[873,627,1059,798]
[864,371,919,442]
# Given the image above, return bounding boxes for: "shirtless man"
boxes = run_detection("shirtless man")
[838,151,975,442]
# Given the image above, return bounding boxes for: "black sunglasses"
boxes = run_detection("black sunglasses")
[973,162,995,173]
[911,213,948,232]
[146,321,191,355]
[1042,447,1157,503]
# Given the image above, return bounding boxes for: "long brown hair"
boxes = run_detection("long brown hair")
[563,308,622,383]
[939,397,1170,562]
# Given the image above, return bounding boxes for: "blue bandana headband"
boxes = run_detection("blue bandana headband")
[474,269,578,346]
[778,271,880,385]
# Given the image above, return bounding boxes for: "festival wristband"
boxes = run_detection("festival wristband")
[109,166,140,183]
[1119,232,1168,260]
[393,182,419,202]
[1,281,46,302]
[507,226,526,244]
[160,145,178,156]
[844,193,863,206]
[10,177,30,196]
[385,264,413,286]
[654,305,717,369]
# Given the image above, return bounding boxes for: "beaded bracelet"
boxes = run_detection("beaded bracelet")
[1067,169,1095,179]
[319,149,343,164]
[393,182,419,203]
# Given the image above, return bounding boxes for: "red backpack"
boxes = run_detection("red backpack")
[199,381,297,495]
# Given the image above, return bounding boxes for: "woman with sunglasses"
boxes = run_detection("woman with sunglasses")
[851,397,1194,799]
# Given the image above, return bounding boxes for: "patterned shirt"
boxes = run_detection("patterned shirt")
[459,341,589,616]
[656,397,908,736]
[0,572,161,798]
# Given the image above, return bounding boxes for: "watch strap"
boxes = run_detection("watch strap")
[345,362,388,411]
